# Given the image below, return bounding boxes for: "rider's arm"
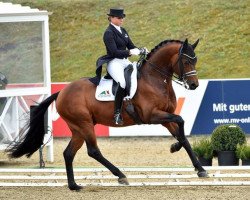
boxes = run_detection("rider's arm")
[103,30,130,58]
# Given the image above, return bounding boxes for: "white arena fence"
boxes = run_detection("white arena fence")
[0,166,249,187]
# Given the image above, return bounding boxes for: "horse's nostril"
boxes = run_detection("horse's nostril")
[190,83,198,90]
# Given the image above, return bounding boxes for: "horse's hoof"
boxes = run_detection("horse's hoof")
[170,143,180,153]
[118,177,129,185]
[197,171,208,178]
[69,184,83,191]
[170,144,176,153]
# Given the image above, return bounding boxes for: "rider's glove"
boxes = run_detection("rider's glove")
[139,47,149,55]
[143,47,149,54]
[129,48,141,56]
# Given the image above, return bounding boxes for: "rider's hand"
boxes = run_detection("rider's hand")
[139,47,149,54]
[143,47,149,54]
[129,48,141,56]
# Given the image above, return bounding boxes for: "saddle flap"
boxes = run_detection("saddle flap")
[124,64,133,96]
[95,63,138,101]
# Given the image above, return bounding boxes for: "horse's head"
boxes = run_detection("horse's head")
[172,39,199,90]
[140,39,200,90]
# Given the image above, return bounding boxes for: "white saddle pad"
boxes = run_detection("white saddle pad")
[95,63,138,101]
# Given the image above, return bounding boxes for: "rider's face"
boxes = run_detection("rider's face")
[110,16,124,26]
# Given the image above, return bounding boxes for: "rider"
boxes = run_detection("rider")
[101,8,145,125]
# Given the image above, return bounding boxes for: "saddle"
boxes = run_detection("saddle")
[95,63,138,101]
[95,63,142,124]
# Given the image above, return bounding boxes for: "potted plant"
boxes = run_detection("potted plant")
[236,144,250,165]
[211,124,246,166]
[192,137,213,166]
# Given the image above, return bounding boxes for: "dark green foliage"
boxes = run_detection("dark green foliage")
[211,124,246,152]
[192,137,213,159]
[236,144,250,160]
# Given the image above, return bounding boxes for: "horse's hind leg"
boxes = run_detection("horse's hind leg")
[63,130,85,191]
[85,127,128,185]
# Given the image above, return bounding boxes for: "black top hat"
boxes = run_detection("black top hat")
[107,8,126,18]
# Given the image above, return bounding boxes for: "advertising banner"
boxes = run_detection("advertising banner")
[191,80,250,134]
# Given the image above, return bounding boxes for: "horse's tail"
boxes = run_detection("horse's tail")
[6,92,60,158]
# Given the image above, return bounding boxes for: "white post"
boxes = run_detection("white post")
[0,3,53,162]
[42,15,53,162]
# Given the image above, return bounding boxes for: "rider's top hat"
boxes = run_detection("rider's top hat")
[107,8,126,18]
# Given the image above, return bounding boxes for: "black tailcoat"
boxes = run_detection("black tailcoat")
[89,24,136,85]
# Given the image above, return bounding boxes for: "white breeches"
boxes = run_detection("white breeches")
[107,58,132,89]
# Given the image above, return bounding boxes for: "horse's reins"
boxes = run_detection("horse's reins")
[145,60,177,82]
[138,46,197,89]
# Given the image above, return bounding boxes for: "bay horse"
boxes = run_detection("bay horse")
[7,39,208,190]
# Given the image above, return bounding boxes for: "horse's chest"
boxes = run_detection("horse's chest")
[163,95,176,113]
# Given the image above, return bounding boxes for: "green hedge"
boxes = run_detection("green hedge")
[211,124,246,152]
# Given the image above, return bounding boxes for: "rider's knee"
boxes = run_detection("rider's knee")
[119,81,126,89]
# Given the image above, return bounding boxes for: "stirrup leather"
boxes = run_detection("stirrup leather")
[114,112,123,125]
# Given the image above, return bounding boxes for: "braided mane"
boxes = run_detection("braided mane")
[146,39,183,60]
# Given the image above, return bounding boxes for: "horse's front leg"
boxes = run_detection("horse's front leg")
[150,111,208,177]
[170,141,182,153]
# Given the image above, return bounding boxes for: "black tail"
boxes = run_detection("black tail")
[6,92,59,158]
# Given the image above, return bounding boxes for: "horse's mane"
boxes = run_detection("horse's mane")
[146,39,183,60]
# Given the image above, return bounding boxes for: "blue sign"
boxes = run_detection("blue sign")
[191,80,250,134]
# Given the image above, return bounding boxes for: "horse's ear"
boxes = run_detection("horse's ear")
[182,38,189,50]
[192,39,199,50]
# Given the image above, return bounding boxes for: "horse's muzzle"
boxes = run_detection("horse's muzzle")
[188,81,199,90]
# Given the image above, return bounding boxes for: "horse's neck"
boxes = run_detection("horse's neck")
[138,45,179,99]
[142,46,176,85]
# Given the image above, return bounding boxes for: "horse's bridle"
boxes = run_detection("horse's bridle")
[177,44,197,84]
[138,45,197,89]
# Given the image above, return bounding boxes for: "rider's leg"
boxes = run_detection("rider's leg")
[107,58,127,88]
[113,83,126,125]
[107,58,132,125]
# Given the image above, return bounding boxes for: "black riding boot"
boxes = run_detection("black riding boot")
[114,84,126,125]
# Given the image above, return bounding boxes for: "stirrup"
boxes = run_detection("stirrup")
[114,113,123,125]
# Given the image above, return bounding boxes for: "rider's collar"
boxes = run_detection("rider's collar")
[110,23,122,33]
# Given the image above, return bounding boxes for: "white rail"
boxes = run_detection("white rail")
[0,167,249,187]
[0,166,249,173]
[0,181,250,187]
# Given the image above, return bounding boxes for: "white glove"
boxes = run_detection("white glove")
[138,47,149,55]
[130,48,141,56]
[143,47,149,54]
